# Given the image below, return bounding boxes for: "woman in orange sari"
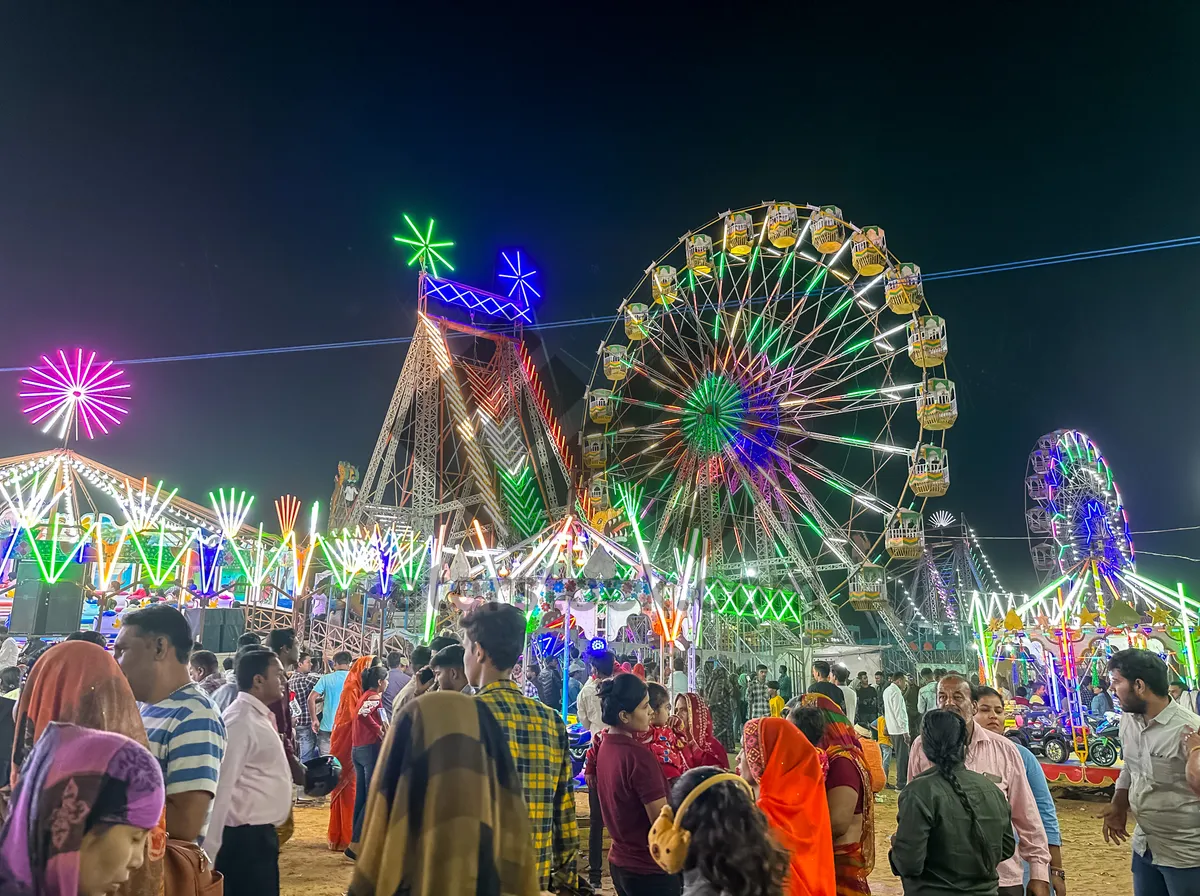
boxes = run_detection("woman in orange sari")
[11,640,167,896]
[792,693,875,895]
[740,717,836,896]
[329,655,376,854]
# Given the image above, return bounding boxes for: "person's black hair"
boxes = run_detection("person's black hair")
[65,630,108,648]
[779,664,787,673]
[921,667,934,679]
[222,657,233,671]
[362,663,388,692]
[1172,678,1187,689]
[235,647,278,691]
[755,663,768,673]
[189,650,219,676]
[921,710,987,853]
[0,624,8,638]
[416,666,435,685]
[935,668,947,678]
[591,651,615,678]
[1015,685,1028,698]
[461,602,524,670]
[599,672,647,726]
[669,766,788,896]
[674,655,686,672]
[647,681,670,710]
[1095,678,1109,691]
[332,651,353,666]
[833,666,850,685]
[976,686,1003,703]
[430,644,465,671]
[266,628,295,654]
[812,660,830,678]
[429,634,459,653]
[890,670,906,682]
[236,632,261,648]
[766,680,780,690]
[411,645,432,669]
[1108,648,1169,697]
[790,706,825,748]
[386,651,404,669]
[0,665,21,691]
[297,648,311,662]
[122,605,193,663]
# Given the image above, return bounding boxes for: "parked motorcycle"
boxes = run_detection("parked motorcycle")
[1084,712,1122,767]
[1005,707,1072,763]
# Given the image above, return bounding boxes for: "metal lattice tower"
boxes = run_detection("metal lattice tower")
[334,274,573,552]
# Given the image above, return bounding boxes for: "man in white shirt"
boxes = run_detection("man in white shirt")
[576,650,614,890]
[834,665,857,723]
[670,654,689,700]
[206,647,293,896]
[1102,649,1200,895]
[882,670,910,790]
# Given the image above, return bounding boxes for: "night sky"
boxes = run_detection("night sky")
[1,6,1198,593]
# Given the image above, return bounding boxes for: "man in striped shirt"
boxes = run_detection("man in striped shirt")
[115,604,227,844]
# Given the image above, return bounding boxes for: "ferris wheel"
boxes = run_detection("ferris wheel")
[1025,429,1135,594]
[581,202,956,642]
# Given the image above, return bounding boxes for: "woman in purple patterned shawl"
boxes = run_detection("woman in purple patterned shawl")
[0,723,165,896]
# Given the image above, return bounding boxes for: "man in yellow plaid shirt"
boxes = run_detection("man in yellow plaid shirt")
[462,602,580,892]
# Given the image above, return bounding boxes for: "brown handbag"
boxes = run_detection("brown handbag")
[164,839,224,896]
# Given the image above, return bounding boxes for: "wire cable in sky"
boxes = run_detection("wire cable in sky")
[3,233,1198,372]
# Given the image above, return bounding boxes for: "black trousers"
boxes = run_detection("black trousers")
[892,734,910,790]
[215,823,280,896]
[610,865,681,896]
[587,784,605,884]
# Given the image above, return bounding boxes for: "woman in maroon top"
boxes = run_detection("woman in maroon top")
[350,663,388,850]
[594,672,681,896]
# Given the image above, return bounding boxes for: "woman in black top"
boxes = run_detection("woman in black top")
[889,710,1015,896]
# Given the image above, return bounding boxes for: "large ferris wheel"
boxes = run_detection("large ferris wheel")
[581,202,956,646]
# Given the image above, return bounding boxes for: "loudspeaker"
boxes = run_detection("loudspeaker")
[8,561,84,636]
[199,608,245,653]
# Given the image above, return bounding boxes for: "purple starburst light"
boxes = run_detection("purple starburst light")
[19,349,131,441]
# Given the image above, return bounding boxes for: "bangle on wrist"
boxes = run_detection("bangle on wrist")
[1049,867,1066,880]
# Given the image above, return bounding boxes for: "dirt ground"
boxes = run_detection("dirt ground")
[281,786,1132,895]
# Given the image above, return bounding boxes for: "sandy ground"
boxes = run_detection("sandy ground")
[281,786,1131,895]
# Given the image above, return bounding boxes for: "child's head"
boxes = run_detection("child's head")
[668,767,788,896]
[767,680,779,698]
[647,682,671,725]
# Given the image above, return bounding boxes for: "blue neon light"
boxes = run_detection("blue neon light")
[424,275,534,324]
[498,251,541,305]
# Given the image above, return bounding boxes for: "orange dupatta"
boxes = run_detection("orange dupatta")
[742,717,836,896]
[328,656,373,851]
[11,641,167,896]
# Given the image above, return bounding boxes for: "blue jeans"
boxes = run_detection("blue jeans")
[351,743,381,846]
[1132,847,1200,896]
[880,744,892,783]
[296,726,319,764]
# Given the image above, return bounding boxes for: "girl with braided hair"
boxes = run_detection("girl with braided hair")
[889,710,1015,896]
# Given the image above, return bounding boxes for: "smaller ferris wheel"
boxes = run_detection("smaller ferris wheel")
[1025,429,1135,605]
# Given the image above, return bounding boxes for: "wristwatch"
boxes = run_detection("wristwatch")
[1049,868,1066,880]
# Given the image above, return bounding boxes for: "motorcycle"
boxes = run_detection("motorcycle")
[1005,707,1072,763]
[567,721,591,786]
[1084,712,1122,767]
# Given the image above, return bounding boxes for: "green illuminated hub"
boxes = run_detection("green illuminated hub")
[681,373,745,456]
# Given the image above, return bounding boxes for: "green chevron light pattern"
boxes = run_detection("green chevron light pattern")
[497,463,548,539]
[705,579,805,625]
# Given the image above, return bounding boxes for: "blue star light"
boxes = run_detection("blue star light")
[498,250,541,304]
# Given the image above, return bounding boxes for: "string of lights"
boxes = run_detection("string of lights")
[3,233,1199,374]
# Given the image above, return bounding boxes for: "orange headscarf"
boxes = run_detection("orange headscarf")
[328,655,375,851]
[11,641,167,896]
[742,717,836,896]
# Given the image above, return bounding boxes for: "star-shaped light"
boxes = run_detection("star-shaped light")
[1078,607,1100,627]
[1003,609,1024,632]
[498,250,541,304]
[394,215,454,278]
[988,616,1003,632]
[1149,605,1175,626]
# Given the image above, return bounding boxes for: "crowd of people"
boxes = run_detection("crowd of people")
[3,609,1200,896]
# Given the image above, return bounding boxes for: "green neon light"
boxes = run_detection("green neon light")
[130,525,190,587]
[681,373,745,456]
[393,214,455,278]
[497,464,549,539]
[826,294,854,320]
[22,515,92,584]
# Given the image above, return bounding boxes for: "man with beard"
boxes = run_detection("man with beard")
[909,674,1051,896]
[1102,648,1200,895]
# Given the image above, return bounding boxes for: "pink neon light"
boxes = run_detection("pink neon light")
[19,349,131,440]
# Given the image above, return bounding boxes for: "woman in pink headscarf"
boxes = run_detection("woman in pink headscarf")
[672,692,729,769]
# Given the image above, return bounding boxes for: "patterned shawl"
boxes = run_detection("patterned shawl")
[671,692,728,768]
[742,717,836,896]
[0,723,165,896]
[347,691,540,896]
[796,693,876,876]
[11,641,167,896]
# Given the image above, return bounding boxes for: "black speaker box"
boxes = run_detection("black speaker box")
[9,561,84,636]
[198,607,245,653]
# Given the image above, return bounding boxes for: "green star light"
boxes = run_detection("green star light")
[681,373,745,456]
[393,214,455,278]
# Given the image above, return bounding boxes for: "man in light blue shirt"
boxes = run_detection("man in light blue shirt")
[976,685,1064,894]
[308,651,352,755]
